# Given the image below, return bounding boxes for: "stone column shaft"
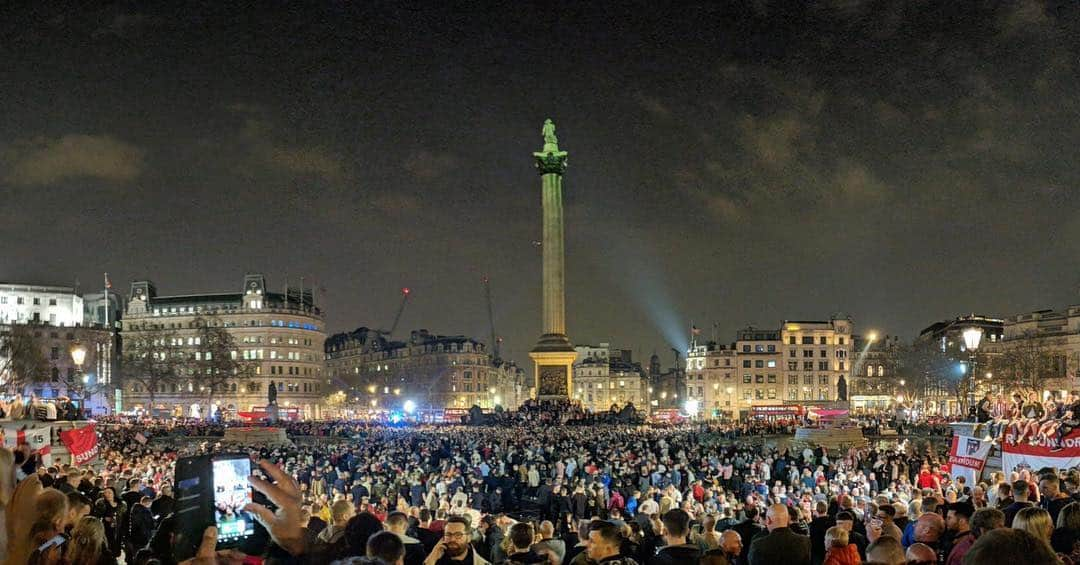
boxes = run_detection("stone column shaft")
[541,172,566,336]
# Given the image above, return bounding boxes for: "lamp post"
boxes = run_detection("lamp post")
[70,340,87,419]
[726,386,735,421]
[962,327,984,420]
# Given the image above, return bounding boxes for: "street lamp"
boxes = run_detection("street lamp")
[726,386,735,420]
[962,327,984,420]
[70,341,87,419]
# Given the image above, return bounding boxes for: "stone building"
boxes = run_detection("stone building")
[685,342,737,418]
[325,328,525,412]
[849,334,902,413]
[120,274,327,419]
[572,344,648,412]
[916,314,1004,415]
[1001,306,1080,398]
[0,282,117,414]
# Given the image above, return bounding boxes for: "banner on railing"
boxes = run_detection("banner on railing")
[947,434,992,484]
[1001,428,1080,475]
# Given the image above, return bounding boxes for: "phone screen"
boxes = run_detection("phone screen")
[213,457,254,543]
[37,534,66,552]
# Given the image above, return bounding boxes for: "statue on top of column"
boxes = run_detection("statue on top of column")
[542,119,558,150]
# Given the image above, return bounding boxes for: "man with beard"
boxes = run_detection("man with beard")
[423,516,489,565]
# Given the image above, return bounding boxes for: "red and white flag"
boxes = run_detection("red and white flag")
[1002,428,1080,475]
[60,423,100,465]
[947,434,992,485]
[1,425,52,466]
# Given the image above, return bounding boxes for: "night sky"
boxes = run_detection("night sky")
[4,2,1080,363]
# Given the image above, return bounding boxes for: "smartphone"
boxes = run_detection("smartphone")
[174,453,256,561]
[37,535,66,552]
[212,456,255,543]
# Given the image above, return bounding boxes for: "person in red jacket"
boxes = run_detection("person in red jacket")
[823,526,861,565]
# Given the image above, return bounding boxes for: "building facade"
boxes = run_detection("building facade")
[0,282,116,414]
[685,342,737,418]
[572,344,648,412]
[325,328,524,412]
[1001,306,1080,399]
[0,283,84,326]
[915,314,1004,415]
[849,334,902,413]
[120,274,327,419]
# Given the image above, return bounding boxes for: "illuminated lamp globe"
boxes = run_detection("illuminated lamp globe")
[403,400,416,414]
[962,327,984,351]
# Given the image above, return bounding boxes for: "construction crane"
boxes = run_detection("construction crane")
[385,287,410,337]
[482,276,502,362]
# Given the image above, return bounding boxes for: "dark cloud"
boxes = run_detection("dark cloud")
[4,134,144,186]
[3,2,1080,358]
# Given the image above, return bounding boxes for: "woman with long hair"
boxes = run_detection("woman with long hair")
[92,486,124,558]
[64,516,117,565]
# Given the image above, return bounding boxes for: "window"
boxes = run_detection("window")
[725,358,731,367]
[755,389,764,400]
[802,336,814,345]
[803,350,813,358]
[789,349,796,358]
[803,375,812,385]
[767,374,776,383]
[803,387,812,400]
[742,345,751,353]
[48,298,56,306]
[819,389,829,401]
[839,337,845,345]
[743,390,752,400]
[767,345,776,352]
[867,365,874,377]
[743,360,751,368]
[768,388,777,399]
[820,349,828,357]
[17,297,24,305]
[819,336,827,345]
[767,360,776,368]
[819,361,828,371]
[743,374,751,383]
[50,367,59,382]
[839,361,845,371]
[819,375,828,385]
[50,347,59,360]
[804,361,813,371]
[788,336,796,345]
[788,361,798,371]
[787,375,797,385]
[755,374,764,383]
[788,388,798,400]
[755,360,764,368]
[33,298,40,305]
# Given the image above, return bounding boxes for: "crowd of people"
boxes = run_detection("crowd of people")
[2,409,1080,565]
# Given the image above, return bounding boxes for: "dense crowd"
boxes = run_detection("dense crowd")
[2,412,1080,565]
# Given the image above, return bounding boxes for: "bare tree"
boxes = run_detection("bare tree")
[898,341,957,406]
[190,316,255,417]
[121,328,183,412]
[0,325,49,395]
[993,332,1065,392]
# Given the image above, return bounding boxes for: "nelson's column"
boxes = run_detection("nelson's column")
[529,118,577,401]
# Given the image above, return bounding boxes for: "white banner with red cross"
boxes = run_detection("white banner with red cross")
[0,425,52,466]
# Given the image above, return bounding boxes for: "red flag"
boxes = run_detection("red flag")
[60,423,100,465]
